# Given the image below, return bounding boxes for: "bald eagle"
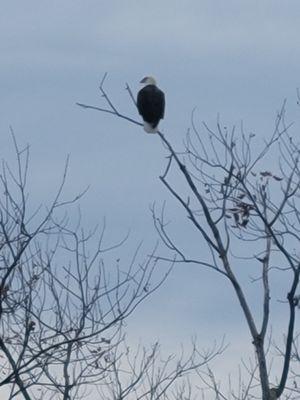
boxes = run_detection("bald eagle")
[137,76,165,133]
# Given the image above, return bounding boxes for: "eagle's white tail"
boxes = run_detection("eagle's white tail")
[143,121,158,134]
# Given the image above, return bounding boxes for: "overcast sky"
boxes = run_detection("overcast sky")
[1,1,300,398]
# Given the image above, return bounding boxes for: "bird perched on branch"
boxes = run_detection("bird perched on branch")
[137,76,165,133]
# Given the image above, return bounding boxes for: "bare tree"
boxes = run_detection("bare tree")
[97,339,225,400]
[78,76,300,399]
[0,133,220,399]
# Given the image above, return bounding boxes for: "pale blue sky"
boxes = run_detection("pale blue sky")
[1,1,300,397]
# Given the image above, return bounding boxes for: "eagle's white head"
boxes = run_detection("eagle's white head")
[140,76,157,86]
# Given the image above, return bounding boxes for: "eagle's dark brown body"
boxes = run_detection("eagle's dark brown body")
[137,83,165,133]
